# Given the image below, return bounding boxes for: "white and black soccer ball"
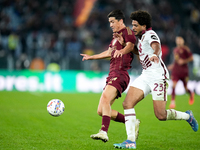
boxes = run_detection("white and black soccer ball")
[47,99,65,116]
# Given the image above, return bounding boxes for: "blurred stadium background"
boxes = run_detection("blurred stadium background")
[0,0,200,94]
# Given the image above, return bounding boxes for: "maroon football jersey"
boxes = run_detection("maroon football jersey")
[171,45,192,77]
[105,27,136,98]
[108,27,136,76]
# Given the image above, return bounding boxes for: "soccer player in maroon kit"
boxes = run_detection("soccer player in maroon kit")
[80,10,139,142]
[168,36,194,109]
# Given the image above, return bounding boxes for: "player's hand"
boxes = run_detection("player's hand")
[80,54,90,61]
[167,64,173,71]
[149,55,159,63]
[113,33,124,45]
[177,59,185,65]
[113,50,123,58]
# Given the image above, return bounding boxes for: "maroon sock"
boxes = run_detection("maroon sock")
[186,89,192,98]
[101,115,111,132]
[171,87,175,100]
[114,112,125,123]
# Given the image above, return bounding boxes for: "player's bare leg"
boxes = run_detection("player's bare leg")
[185,87,194,105]
[91,85,141,143]
[111,109,141,140]
[114,87,143,149]
[90,85,117,142]
[183,78,194,105]
[169,80,177,109]
[153,100,198,131]
[189,92,194,105]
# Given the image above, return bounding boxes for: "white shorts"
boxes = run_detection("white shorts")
[130,74,169,101]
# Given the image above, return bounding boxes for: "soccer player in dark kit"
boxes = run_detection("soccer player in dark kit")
[168,36,194,109]
[80,9,140,142]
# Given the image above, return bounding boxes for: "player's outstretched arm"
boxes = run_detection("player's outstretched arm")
[80,48,111,61]
[80,54,92,61]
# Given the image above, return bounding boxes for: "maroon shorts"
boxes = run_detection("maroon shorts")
[171,71,189,86]
[104,73,130,99]
[171,66,188,82]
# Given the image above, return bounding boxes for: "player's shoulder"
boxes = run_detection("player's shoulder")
[122,27,134,35]
[174,46,179,50]
[144,30,159,40]
[145,30,157,35]
[182,45,191,52]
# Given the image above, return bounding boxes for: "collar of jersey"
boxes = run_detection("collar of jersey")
[141,27,152,35]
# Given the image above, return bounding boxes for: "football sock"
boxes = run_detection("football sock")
[101,115,111,132]
[171,87,175,100]
[124,108,136,142]
[114,112,125,123]
[186,89,192,98]
[166,109,190,120]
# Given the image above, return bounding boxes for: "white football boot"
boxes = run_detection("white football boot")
[90,130,109,142]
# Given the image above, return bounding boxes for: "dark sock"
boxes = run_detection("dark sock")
[187,89,192,98]
[172,87,175,100]
[114,112,125,123]
[101,115,111,132]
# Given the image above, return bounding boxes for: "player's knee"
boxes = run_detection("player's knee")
[123,100,132,109]
[97,105,102,116]
[97,109,102,116]
[101,93,108,100]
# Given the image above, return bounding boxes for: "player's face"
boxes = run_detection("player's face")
[109,17,121,32]
[132,20,146,36]
[176,36,184,46]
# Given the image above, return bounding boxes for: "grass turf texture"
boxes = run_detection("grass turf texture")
[0,91,199,150]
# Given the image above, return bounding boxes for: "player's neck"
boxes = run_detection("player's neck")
[177,44,184,47]
[118,25,126,32]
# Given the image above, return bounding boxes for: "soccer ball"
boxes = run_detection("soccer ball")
[47,99,65,116]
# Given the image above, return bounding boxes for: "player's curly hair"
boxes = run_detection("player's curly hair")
[107,9,125,23]
[130,10,151,29]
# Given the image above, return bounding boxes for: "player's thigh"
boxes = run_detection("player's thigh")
[150,79,168,120]
[97,85,118,115]
[99,85,118,106]
[123,76,150,108]
[123,86,144,109]
[131,75,151,98]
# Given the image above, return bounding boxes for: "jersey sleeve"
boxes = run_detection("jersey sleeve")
[146,31,160,45]
[184,46,193,57]
[123,27,136,44]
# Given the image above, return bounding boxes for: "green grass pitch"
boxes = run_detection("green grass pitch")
[0,91,199,150]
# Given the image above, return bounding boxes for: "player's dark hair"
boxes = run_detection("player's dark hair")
[107,9,125,23]
[130,10,151,29]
